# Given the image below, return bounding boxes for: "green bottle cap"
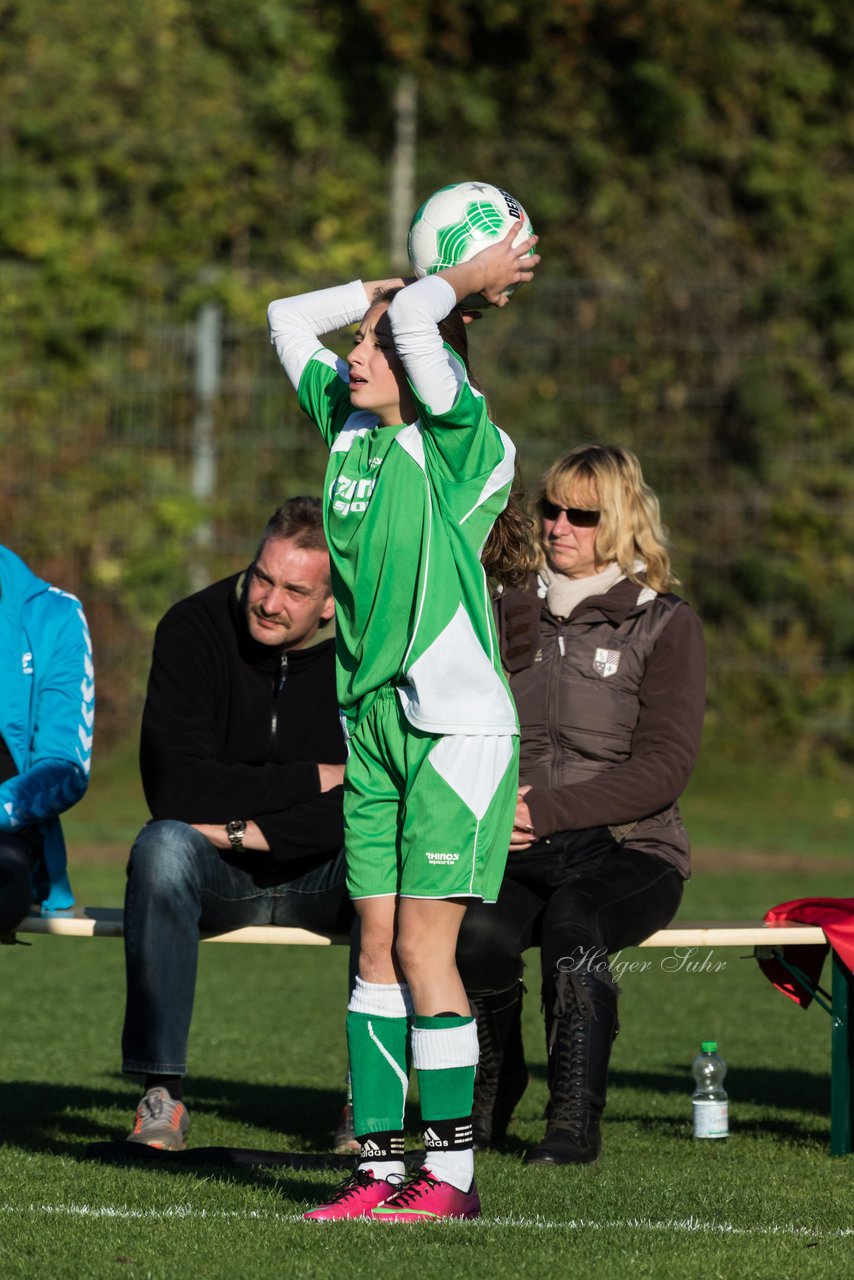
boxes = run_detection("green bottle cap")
[701,1041,718,1052]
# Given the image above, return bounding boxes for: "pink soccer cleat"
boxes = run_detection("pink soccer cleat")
[371,1169,481,1222]
[303,1168,398,1221]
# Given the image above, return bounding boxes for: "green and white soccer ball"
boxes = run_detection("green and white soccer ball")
[407,181,534,284]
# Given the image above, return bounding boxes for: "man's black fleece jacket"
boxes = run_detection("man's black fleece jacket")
[139,571,346,870]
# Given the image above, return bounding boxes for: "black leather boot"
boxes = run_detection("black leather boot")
[525,967,619,1165]
[469,981,528,1151]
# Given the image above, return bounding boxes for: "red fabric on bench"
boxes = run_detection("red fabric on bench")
[759,896,854,1008]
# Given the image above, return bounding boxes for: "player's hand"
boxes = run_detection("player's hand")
[439,223,539,309]
[471,223,540,307]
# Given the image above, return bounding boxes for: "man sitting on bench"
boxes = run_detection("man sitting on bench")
[121,497,350,1149]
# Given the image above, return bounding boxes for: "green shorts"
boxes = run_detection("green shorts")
[344,686,519,902]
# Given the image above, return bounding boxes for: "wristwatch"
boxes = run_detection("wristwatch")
[225,819,248,851]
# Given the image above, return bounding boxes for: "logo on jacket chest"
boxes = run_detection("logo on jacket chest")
[593,647,621,678]
[22,651,34,676]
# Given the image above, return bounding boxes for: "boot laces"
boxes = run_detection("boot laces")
[328,1168,384,1203]
[385,1169,440,1206]
[139,1091,167,1121]
[547,970,595,1052]
[546,971,600,1131]
[549,1026,589,1128]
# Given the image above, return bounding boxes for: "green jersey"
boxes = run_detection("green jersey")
[298,348,518,736]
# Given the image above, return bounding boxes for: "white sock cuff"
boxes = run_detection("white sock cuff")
[411,1019,479,1071]
[348,977,414,1019]
[422,1149,475,1193]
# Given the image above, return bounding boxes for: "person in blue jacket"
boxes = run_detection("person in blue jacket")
[0,545,94,933]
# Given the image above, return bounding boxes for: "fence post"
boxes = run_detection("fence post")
[387,71,418,271]
[190,300,222,592]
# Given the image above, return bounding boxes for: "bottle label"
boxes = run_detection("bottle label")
[692,1099,728,1139]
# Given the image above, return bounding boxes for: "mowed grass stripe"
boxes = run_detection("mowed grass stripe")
[2,1203,852,1239]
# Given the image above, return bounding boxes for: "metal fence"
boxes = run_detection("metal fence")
[1,276,850,745]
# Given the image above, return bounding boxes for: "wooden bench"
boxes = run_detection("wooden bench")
[10,908,851,1157]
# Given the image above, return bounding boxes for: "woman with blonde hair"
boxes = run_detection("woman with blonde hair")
[456,443,706,1165]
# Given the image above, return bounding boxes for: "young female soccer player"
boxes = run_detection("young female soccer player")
[268,225,539,1222]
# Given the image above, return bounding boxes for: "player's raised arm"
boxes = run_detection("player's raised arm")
[267,277,411,393]
[362,276,410,301]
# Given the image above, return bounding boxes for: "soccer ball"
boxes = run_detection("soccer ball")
[408,181,534,283]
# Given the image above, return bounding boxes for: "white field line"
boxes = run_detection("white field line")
[0,1204,852,1238]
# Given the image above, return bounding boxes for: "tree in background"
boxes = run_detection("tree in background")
[0,0,852,758]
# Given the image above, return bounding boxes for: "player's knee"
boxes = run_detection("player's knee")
[393,932,418,979]
[394,925,438,984]
[356,921,397,983]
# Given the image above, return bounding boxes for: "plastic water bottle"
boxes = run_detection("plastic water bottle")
[691,1041,728,1139]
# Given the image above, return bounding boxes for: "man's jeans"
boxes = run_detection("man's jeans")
[121,820,352,1076]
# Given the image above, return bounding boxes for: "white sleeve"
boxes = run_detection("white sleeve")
[387,277,462,416]
[267,281,370,390]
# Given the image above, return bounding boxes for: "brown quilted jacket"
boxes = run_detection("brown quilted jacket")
[494,575,706,877]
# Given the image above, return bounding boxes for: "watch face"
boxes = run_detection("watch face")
[227,820,247,842]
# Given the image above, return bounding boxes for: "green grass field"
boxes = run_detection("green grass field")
[1,752,852,1278]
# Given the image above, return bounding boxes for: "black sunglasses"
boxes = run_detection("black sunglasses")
[538,499,601,528]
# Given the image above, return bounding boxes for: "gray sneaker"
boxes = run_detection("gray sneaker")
[127,1086,189,1150]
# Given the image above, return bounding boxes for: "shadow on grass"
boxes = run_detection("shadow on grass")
[614,1063,828,1115]
[0,1074,432,1202]
[523,1061,829,1145]
[528,1061,828,1114]
[617,1111,828,1146]
[0,1074,352,1143]
[0,1075,357,1177]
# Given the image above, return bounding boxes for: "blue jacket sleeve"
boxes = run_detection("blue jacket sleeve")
[0,591,94,830]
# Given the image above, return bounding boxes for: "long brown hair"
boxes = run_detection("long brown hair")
[481,471,537,587]
[437,306,537,585]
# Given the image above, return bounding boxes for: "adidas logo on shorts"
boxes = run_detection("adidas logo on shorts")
[426,851,460,865]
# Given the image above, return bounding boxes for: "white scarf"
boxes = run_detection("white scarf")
[537,561,627,619]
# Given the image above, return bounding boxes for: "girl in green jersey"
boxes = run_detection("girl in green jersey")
[269,226,539,1221]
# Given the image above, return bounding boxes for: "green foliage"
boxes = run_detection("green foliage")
[1,0,853,755]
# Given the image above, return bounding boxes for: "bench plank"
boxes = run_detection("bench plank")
[17,907,347,946]
[640,924,826,948]
[15,908,826,949]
